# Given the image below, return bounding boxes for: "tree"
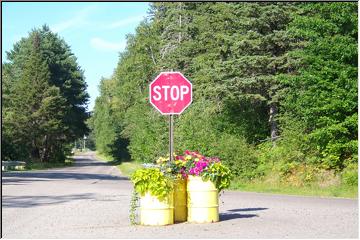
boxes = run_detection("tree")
[2,26,89,162]
[281,3,358,169]
[91,2,357,179]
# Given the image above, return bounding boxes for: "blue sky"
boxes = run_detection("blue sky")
[2,2,150,110]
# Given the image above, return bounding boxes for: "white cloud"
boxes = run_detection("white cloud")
[52,18,83,33]
[90,37,126,51]
[51,5,97,33]
[107,15,144,29]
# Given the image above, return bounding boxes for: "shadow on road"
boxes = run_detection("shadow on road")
[73,157,114,167]
[2,172,128,185]
[227,207,268,212]
[220,213,258,221]
[2,156,129,185]
[2,193,95,208]
[219,207,268,221]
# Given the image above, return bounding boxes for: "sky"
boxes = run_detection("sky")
[2,2,150,110]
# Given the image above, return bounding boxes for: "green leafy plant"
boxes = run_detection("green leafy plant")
[341,163,358,186]
[130,168,173,201]
[202,161,233,191]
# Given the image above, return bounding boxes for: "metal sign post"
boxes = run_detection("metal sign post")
[169,69,174,162]
[169,114,174,162]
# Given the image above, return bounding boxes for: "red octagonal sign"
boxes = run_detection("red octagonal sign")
[150,72,192,115]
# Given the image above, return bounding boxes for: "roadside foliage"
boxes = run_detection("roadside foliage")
[90,3,357,191]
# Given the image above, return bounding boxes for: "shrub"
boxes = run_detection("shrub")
[341,163,358,186]
[213,134,258,179]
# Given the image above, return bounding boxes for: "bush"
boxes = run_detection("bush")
[341,163,358,186]
[213,133,258,179]
[175,100,220,155]
[123,103,168,163]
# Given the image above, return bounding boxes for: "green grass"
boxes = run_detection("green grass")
[95,152,142,177]
[95,152,117,163]
[25,158,74,171]
[95,152,358,198]
[230,178,358,199]
[117,162,143,176]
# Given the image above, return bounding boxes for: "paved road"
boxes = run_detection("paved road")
[2,152,358,238]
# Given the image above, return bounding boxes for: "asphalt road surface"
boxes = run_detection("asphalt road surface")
[2,152,358,238]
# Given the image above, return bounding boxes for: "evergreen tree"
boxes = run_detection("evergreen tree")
[2,26,89,162]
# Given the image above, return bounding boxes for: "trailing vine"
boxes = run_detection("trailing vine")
[129,189,139,225]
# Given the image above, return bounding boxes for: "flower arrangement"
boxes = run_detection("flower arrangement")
[182,150,232,191]
[156,155,187,179]
[155,150,232,191]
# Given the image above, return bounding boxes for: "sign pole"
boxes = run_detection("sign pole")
[169,69,174,162]
[169,114,174,162]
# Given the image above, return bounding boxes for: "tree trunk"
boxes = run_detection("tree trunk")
[178,2,182,43]
[269,103,278,146]
[31,139,41,161]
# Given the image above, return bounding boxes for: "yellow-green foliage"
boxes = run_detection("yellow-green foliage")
[341,162,358,186]
[130,168,173,200]
[118,162,143,177]
[203,162,233,191]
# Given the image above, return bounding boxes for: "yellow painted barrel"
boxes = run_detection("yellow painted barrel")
[140,191,174,226]
[174,178,187,222]
[187,175,219,223]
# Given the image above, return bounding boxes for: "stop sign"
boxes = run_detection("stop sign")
[149,72,192,115]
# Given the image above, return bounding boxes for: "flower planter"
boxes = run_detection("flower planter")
[174,178,187,222]
[140,191,174,226]
[187,175,219,223]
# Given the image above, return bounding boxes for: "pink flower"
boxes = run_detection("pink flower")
[191,151,198,157]
[180,168,188,178]
[195,160,208,169]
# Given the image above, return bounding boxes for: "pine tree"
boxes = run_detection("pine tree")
[3,26,89,162]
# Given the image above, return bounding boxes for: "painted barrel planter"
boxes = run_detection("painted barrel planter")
[174,178,187,222]
[187,175,219,223]
[140,191,174,226]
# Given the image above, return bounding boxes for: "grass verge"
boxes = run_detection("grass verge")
[24,158,74,171]
[230,178,358,198]
[95,152,357,198]
[95,152,142,177]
